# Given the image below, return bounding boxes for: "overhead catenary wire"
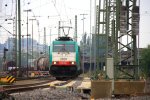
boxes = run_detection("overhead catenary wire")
[25,0,62,35]
[63,0,69,21]
[10,0,14,16]
[0,25,14,36]
[0,0,15,18]
[1,0,90,43]
[51,0,62,21]
[0,2,14,25]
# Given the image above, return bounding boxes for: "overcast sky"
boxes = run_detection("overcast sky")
[140,0,150,48]
[0,0,150,48]
[0,0,91,45]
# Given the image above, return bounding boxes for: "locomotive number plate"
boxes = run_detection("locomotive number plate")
[60,58,67,60]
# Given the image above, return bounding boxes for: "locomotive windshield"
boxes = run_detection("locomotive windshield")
[53,44,75,52]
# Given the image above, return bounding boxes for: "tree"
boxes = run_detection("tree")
[140,45,150,78]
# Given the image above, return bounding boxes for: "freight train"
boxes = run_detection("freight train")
[34,57,49,71]
[49,36,82,79]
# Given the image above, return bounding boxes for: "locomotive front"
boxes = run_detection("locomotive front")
[49,37,81,78]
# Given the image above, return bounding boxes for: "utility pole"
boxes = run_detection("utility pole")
[74,15,77,42]
[24,9,32,77]
[50,28,51,46]
[29,18,36,67]
[17,0,22,77]
[58,21,61,37]
[37,20,40,58]
[90,0,92,76]
[22,35,24,52]
[43,27,46,56]
[15,0,17,77]
[80,14,88,76]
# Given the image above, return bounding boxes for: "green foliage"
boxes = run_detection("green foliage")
[91,69,100,80]
[91,67,107,80]
[140,46,150,78]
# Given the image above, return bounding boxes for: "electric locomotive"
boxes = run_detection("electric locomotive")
[49,36,82,79]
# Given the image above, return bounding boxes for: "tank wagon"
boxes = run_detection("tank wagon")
[33,57,49,71]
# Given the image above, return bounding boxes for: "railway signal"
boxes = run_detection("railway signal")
[2,47,8,71]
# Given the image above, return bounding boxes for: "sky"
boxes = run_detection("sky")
[0,0,150,48]
[0,0,91,45]
[140,0,150,48]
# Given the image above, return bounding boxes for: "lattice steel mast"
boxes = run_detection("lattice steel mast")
[96,0,139,79]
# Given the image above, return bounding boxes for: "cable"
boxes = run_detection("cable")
[0,25,14,35]
[10,0,13,16]
[63,0,69,21]
[0,0,16,26]
[51,0,61,21]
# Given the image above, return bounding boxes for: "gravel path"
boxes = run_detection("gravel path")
[11,88,150,100]
[11,88,90,100]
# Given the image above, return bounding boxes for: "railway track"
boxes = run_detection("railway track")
[0,80,53,100]
[3,80,54,94]
[1,76,92,99]
[9,77,90,100]
[3,77,77,94]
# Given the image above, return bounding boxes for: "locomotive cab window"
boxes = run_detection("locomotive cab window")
[53,44,75,52]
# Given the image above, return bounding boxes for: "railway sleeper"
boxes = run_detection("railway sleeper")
[76,88,91,94]
[66,86,74,91]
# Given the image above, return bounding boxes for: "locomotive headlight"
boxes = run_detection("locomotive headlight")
[71,62,74,64]
[62,53,65,57]
[54,61,56,64]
